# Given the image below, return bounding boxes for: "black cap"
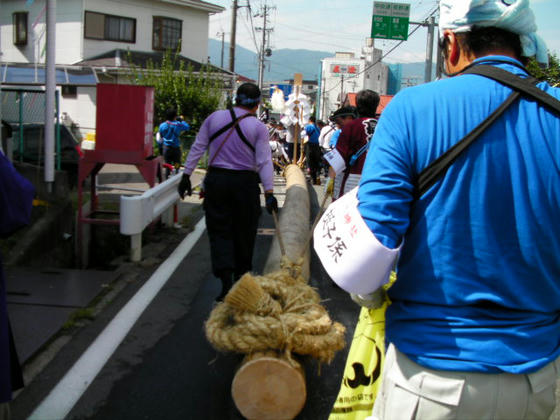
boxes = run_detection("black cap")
[329,106,357,122]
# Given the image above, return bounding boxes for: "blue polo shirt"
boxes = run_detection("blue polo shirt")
[357,56,560,373]
[305,123,320,144]
[158,120,190,148]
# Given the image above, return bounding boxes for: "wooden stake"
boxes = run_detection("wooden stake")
[292,73,303,166]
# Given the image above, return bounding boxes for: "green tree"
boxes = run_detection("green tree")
[527,53,560,86]
[127,49,224,132]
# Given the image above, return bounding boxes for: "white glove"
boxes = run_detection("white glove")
[350,288,387,309]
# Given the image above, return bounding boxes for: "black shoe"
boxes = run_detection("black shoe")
[215,273,234,302]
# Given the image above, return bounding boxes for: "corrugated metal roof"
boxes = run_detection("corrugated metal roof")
[1,64,98,86]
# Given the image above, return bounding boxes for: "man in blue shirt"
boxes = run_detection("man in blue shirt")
[304,116,321,185]
[158,108,190,178]
[315,0,559,418]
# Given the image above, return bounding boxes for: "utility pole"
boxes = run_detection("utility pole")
[409,15,438,84]
[340,74,344,106]
[424,16,435,83]
[229,0,238,73]
[217,31,225,69]
[257,4,268,90]
[256,4,274,91]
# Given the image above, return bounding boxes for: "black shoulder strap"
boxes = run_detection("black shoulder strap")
[230,108,256,153]
[208,109,256,151]
[415,66,560,198]
[464,65,560,115]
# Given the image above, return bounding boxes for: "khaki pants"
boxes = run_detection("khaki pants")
[0,402,10,420]
[371,343,559,420]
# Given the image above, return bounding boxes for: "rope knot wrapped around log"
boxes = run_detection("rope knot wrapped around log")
[205,269,346,365]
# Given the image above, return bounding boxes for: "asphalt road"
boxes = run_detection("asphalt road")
[11,177,359,420]
[10,167,559,420]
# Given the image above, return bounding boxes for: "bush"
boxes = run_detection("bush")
[127,49,224,133]
[527,53,560,86]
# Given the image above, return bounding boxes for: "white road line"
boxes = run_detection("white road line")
[28,217,207,420]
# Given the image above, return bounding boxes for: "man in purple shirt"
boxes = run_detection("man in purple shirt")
[178,83,277,301]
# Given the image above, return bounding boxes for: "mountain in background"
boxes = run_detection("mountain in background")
[208,39,330,81]
[208,38,428,84]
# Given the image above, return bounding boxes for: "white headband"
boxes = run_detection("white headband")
[439,0,548,65]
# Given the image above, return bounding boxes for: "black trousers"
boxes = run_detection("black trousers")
[203,167,261,280]
[305,142,322,182]
[163,145,182,177]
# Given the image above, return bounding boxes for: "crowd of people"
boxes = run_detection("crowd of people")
[261,98,379,192]
[0,0,544,418]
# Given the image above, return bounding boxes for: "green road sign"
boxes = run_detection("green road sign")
[372,2,410,41]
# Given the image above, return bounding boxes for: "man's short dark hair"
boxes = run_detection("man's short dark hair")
[356,89,380,118]
[309,116,316,123]
[441,26,523,63]
[165,108,177,121]
[236,83,261,108]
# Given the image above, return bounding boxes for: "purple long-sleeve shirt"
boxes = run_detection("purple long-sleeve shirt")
[184,107,274,191]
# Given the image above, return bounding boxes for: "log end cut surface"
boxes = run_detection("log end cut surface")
[232,356,306,420]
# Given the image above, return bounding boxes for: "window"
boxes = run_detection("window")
[13,12,28,46]
[152,17,182,51]
[84,11,136,43]
[61,85,78,98]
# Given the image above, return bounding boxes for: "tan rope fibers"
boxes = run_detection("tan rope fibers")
[205,257,346,365]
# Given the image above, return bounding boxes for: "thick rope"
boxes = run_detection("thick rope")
[205,265,346,365]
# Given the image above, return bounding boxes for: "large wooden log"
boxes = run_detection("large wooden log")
[232,165,310,419]
[232,352,306,420]
[263,164,310,279]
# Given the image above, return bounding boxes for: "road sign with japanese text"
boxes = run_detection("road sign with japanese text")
[372,2,410,41]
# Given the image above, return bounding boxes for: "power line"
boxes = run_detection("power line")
[275,22,365,41]
[244,1,260,53]
[324,6,438,94]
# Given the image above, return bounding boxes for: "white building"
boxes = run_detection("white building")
[0,0,225,135]
[1,0,223,65]
[319,39,389,121]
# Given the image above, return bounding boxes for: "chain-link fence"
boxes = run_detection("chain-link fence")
[1,88,64,169]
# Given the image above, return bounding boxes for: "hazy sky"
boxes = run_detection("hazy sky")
[208,0,560,63]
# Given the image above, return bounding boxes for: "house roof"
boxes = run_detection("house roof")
[236,74,256,83]
[377,95,393,114]
[155,0,225,14]
[346,93,393,115]
[76,49,233,75]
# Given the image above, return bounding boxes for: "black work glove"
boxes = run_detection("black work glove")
[265,192,278,214]
[178,173,192,199]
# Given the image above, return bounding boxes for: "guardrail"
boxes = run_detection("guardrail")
[120,173,194,262]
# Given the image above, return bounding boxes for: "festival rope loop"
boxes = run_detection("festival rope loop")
[205,256,346,365]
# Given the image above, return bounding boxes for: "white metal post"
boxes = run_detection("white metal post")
[45,0,56,192]
[130,233,142,262]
